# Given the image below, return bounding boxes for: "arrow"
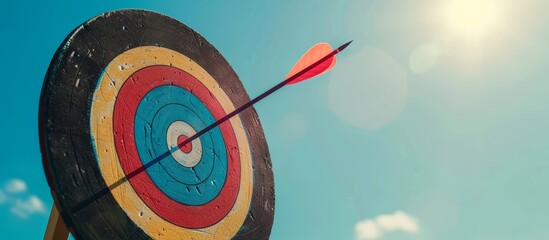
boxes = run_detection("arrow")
[72,40,353,212]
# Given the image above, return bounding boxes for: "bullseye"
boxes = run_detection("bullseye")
[177,135,192,153]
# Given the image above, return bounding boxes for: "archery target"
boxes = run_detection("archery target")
[39,10,274,239]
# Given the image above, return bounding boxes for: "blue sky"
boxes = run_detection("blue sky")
[1,0,549,239]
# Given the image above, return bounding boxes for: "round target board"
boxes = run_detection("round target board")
[39,10,274,239]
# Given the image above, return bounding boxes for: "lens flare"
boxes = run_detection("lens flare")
[442,0,505,42]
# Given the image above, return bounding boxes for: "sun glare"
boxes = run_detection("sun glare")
[442,0,505,42]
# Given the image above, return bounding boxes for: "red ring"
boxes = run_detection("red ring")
[113,65,241,228]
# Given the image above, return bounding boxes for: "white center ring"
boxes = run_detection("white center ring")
[166,121,202,168]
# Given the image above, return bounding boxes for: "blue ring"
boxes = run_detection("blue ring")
[134,85,227,206]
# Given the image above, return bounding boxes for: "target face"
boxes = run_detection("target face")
[39,10,274,239]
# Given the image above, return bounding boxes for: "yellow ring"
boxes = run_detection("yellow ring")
[90,46,253,239]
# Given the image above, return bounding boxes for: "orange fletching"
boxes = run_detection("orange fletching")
[285,43,337,85]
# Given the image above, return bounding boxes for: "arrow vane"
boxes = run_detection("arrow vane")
[285,42,338,85]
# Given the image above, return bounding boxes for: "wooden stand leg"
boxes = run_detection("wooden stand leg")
[44,203,69,240]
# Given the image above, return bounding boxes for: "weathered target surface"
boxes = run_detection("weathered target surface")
[39,10,274,239]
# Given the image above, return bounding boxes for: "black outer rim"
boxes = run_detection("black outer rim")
[39,9,274,239]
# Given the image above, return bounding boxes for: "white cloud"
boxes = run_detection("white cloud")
[0,179,47,219]
[5,179,27,193]
[355,220,381,240]
[355,211,419,240]
[10,195,46,219]
[376,211,419,233]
